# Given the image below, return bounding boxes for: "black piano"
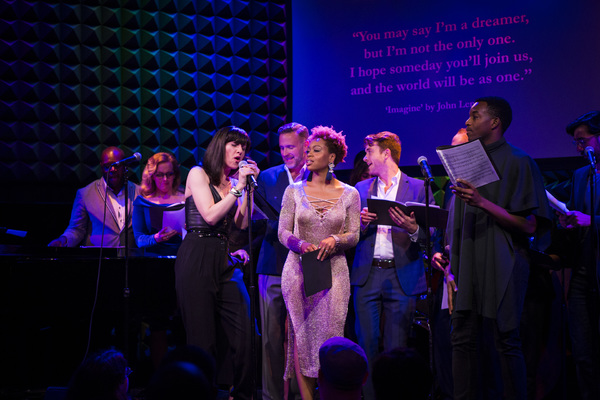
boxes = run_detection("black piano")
[0,245,180,392]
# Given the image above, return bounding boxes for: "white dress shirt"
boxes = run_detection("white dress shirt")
[373,170,402,260]
[101,177,126,231]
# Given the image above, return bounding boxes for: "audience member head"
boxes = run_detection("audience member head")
[100,147,126,192]
[65,349,130,400]
[140,152,182,197]
[363,131,402,177]
[202,126,251,186]
[452,128,468,146]
[318,337,368,400]
[372,347,433,400]
[349,150,372,186]
[566,111,600,155]
[160,345,217,393]
[278,122,309,173]
[308,125,348,166]
[146,361,212,400]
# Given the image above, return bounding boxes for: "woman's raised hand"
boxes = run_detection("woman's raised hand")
[237,159,260,189]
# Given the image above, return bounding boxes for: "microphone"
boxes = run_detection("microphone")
[585,146,596,169]
[239,160,258,188]
[111,152,142,167]
[417,156,434,182]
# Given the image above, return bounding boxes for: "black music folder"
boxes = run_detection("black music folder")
[301,249,332,297]
[367,198,448,229]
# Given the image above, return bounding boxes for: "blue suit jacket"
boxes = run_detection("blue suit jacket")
[256,164,294,275]
[567,166,600,274]
[350,174,432,295]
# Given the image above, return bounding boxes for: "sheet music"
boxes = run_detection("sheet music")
[436,139,500,188]
[545,190,569,214]
[162,202,186,235]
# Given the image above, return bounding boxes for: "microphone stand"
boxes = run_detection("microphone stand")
[245,183,259,400]
[422,177,434,382]
[589,162,599,304]
[123,165,131,360]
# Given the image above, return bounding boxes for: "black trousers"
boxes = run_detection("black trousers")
[175,234,252,400]
[451,311,526,400]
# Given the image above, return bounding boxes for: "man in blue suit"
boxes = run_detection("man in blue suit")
[559,111,600,400]
[256,122,308,400]
[351,131,433,400]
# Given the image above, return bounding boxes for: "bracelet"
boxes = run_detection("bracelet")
[230,187,243,197]
[298,240,306,252]
[330,235,340,249]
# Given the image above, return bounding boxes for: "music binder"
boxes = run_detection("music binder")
[301,249,332,297]
[367,198,448,229]
[148,202,186,235]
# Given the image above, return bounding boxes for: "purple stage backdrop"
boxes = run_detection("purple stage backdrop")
[291,0,600,168]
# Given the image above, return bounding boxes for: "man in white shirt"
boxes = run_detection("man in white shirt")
[49,146,140,249]
[351,131,434,400]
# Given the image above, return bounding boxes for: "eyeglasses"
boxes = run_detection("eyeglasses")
[154,172,175,179]
[572,136,598,147]
[125,367,133,377]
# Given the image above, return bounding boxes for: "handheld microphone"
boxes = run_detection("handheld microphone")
[417,156,434,182]
[239,160,258,188]
[111,152,142,167]
[585,146,596,169]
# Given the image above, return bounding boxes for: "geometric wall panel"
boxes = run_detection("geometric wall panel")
[0,0,288,187]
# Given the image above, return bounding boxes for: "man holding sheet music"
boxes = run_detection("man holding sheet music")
[446,97,552,400]
[255,122,308,400]
[351,131,434,400]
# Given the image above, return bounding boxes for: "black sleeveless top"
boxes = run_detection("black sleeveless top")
[185,184,235,235]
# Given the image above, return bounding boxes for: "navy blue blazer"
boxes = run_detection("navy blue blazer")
[350,173,433,296]
[567,166,600,273]
[256,164,294,275]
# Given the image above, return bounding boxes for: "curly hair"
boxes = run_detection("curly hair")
[364,131,402,165]
[140,152,182,197]
[307,125,348,166]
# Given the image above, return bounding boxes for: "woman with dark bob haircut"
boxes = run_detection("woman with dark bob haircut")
[174,126,259,400]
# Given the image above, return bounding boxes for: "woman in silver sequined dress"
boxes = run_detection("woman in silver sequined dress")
[278,126,360,400]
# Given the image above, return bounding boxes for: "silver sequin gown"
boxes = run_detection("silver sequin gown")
[278,181,360,379]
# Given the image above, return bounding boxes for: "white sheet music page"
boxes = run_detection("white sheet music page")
[436,139,500,188]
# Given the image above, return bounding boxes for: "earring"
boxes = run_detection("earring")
[326,162,334,182]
